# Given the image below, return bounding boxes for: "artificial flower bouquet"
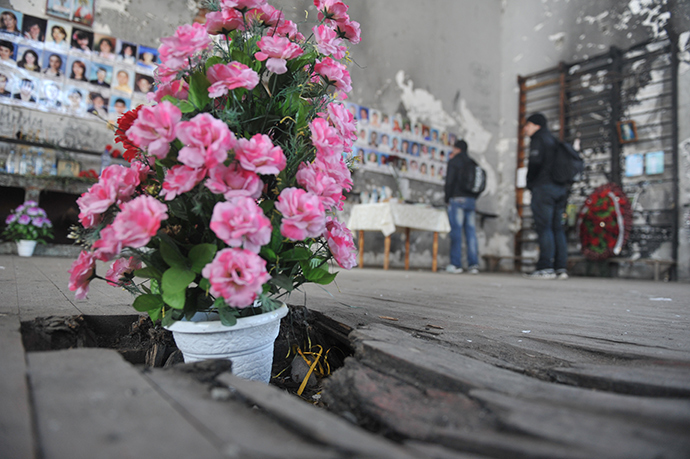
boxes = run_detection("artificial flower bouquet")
[3,201,54,243]
[68,0,361,327]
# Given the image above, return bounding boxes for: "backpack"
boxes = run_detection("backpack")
[460,157,487,196]
[551,140,584,185]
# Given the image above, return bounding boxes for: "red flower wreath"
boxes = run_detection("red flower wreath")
[577,183,632,261]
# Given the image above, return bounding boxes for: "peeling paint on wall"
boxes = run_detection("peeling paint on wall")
[96,0,131,15]
[394,71,455,130]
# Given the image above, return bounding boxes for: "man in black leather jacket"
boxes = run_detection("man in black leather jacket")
[524,113,568,280]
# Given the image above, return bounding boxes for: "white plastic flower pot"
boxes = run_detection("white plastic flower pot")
[164,304,288,383]
[16,240,37,257]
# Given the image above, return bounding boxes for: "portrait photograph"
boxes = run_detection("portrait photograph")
[45,20,71,50]
[0,38,18,65]
[0,9,23,37]
[87,90,108,118]
[71,0,95,27]
[66,55,89,82]
[13,76,38,104]
[109,95,130,118]
[62,85,86,115]
[117,40,137,64]
[617,120,638,144]
[137,45,159,70]
[21,15,47,43]
[70,27,93,53]
[369,108,381,127]
[111,66,134,94]
[42,51,67,78]
[624,153,644,177]
[0,69,15,97]
[93,33,117,60]
[46,0,73,21]
[57,159,80,177]
[16,45,43,73]
[645,151,664,175]
[357,105,369,124]
[38,79,63,111]
[89,62,113,87]
[134,72,154,94]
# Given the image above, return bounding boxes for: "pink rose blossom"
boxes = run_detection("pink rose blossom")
[314,0,350,23]
[94,196,168,260]
[335,19,361,44]
[176,113,237,169]
[100,165,141,203]
[210,197,272,253]
[310,117,345,156]
[316,154,353,191]
[254,36,304,74]
[296,161,345,210]
[105,257,143,285]
[150,80,189,103]
[201,248,271,308]
[314,57,352,93]
[324,217,357,269]
[77,183,114,228]
[126,101,181,159]
[256,4,283,26]
[326,102,357,147]
[68,251,96,300]
[130,161,153,184]
[205,9,245,34]
[275,187,326,240]
[234,134,286,175]
[207,62,260,98]
[206,162,262,200]
[158,23,211,71]
[161,165,206,201]
[272,20,304,41]
[221,0,266,11]
[313,25,346,59]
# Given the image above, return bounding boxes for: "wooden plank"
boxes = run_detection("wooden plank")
[145,366,335,459]
[0,315,35,459]
[27,348,225,459]
[383,235,390,270]
[217,371,419,459]
[358,230,364,268]
[432,232,439,272]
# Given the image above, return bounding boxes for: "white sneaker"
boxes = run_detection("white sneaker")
[557,271,569,280]
[523,270,556,280]
[469,266,479,275]
[446,265,463,274]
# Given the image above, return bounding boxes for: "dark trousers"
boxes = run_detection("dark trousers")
[530,183,568,271]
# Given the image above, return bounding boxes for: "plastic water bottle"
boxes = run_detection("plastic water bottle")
[34,151,44,175]
[18,153,28,175]
[5,147,16,173]
[100,147,111,174]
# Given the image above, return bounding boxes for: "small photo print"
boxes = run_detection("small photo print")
[389,135,401,153]
[378,132,391,152]
[400,138,410,155]
[16,45,43,73]
[645,151,664,175]
[45,20,71,50]
[134,72,154,94]
[70,27,93,53]
[89,63,113,87]
[38,79,63,111]
[408,141,420,156]
[380,112,391,131]
[42,51,68,78]
[624,154,643,177]
[379,153,390,166]
[364,148,378,166]
[93,34,117,60]
[421,124,431,141]
[57,159,80,177]
[408,158,420,174]
[0,69,15,96]
[21,15,47,43]
[430,128,440,144]
[117,40,138,64]
[63,85,86,115]
[112,66,134,94]
[0,38,18,65]
[66,55,89,82]
[369,108,381,128]
[71,0,95,27]
[367,129,379,148]
[46,0,73,21]
[12,75,38,104]
[0,9,23,37]
[419,162,429,176]
[109,95,130,118]
[87,91,108,118]
[137,45,159,70]
[357,105,369,124]
[392,113,403,133]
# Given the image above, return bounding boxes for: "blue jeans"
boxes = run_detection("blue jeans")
[530,183,568,271]
[447,197,479,268]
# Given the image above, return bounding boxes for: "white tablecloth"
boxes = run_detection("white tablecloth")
[347,202,451,237]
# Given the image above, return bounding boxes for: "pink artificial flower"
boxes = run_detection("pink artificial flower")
[324,217,357,270]
[314,0,350,23]
[315,154,353,191]
[314,57,352,93]
[100,164,141,203]
[234,133,286,175]
[275,187,326,240]
[207,62,260,98]
[205,8,245,34]
[310,117,345,156]
[334,19,361,44]
[256,4,283,26]
[150,80,189,103]
[313,24,346,59]
[254,35,304,74]
[296,161,345,210]
[210,197,272,253]
[158,23,211,71]
[105,256,143,285]
[94,196,168,260]
[161,165,206,201]
[130,161,153,184]
[154,64,181,85]
[126,101,182,159]
[326,102,357,147]
[206,162,263,200]
[221,0,266,11]
[76,182,114,228]
[201,247,271,308]
[176,113,237,169]
[273,20,304,41]
[68,250,96,300]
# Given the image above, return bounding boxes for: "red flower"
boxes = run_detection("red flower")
[78,169,99,180]
[115,105,145,162]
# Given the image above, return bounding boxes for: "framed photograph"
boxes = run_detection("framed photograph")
[71,0,95,27]
[0,9,23,37]
[21,15,47,43]
[47,0,73,21]
[57,159,80,177]
[645,151,664,175]
[45,20,71,50]
[624,153,644,177]
[617,120,637,144]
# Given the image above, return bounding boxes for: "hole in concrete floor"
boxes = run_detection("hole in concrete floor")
[20,305,354,401]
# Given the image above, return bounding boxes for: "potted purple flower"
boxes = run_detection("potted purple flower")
[67,0,361,382]
[2,201,54,257]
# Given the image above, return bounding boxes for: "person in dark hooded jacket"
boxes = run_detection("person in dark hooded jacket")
[523,113,568,280]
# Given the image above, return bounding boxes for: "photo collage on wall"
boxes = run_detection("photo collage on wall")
[346,103,455,184]
[0,7,158,121]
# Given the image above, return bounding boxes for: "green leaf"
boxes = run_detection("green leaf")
[205,55,224,71]
[231,49,250,66]
[313,271,337,285]
[189,243,217,274]
[133,267,159,279]
[269,274,294,292]
[217,307,238,327]
[188,72,211,109]
[198,277,211,291]
[162,289,186,310]
[133,294,164,312]
[148,308,162,323]
[280,247,312,262]
[160,240,188,269]
[161,310,175,327]
[162,267,196,293]
[260,246,277,262]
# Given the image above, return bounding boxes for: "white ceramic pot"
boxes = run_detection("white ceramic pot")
[165,305,289,383]
[16,240,38,257]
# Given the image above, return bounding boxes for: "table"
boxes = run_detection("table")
[347,202,451,272]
